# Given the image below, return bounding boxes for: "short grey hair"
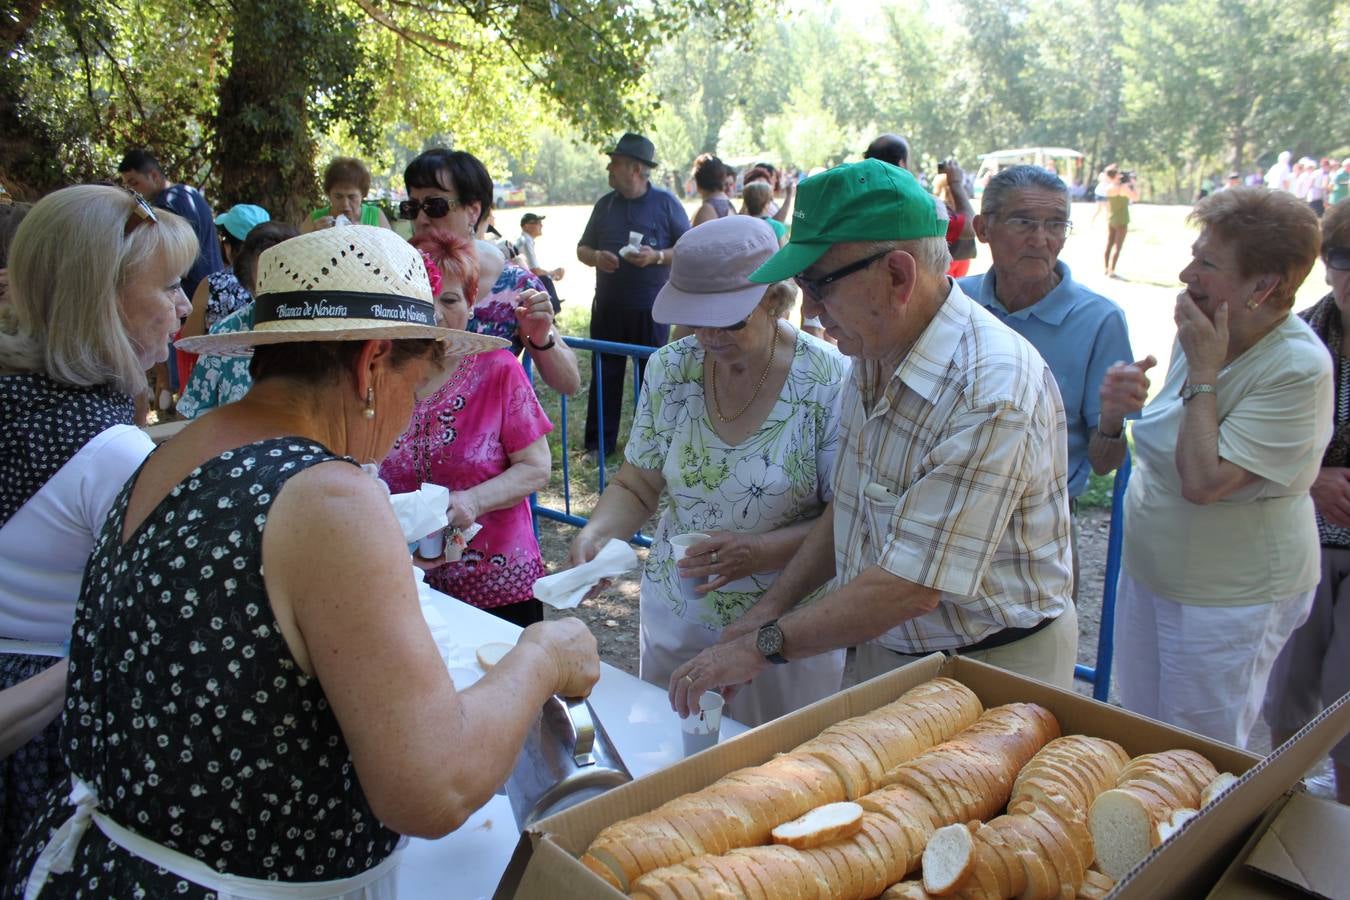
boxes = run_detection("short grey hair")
[859,237,951,278]
[980,165,1070,217]
[0,184,197,396]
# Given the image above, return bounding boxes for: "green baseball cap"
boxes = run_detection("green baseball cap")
[749,159,948,283]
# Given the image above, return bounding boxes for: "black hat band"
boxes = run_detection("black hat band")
[254,291,436,328]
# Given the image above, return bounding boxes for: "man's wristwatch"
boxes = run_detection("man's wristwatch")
[756,619,789,665]
[1180,382,1215,403]
[527,330,556,351]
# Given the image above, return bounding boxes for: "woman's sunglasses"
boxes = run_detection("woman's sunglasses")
[1326,247,1350,272]
[398,197,462,220]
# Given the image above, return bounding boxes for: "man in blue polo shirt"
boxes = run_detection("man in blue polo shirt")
[960,165,1145,598]
[577,133,690,459]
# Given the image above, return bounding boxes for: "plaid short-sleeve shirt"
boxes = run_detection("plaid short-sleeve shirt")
[833,282,1073,654]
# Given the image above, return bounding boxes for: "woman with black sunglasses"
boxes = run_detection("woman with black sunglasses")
[401,149,580,396]
[1263,199,1350,803]
[567,216,849,727]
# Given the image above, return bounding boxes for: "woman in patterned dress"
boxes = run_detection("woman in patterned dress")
[568,216,849,727]
[5,226,599,898]
[0,185,196,865]
[380,229,553,626]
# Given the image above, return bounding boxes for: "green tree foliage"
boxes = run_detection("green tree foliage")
[0,0,767,209]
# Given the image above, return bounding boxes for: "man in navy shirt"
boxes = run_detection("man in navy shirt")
[577,133,690,459]
[118,150,224,300]
[119,150,226,404]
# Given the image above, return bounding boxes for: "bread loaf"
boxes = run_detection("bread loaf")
[1008,735,1128,816]
[925,731,1123,899]
[1088,749,1220,880]
[632,703,1058,899]
[584,678,980,890]
[886,704,1060,822]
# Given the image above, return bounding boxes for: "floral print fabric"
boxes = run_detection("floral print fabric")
[626,332,848,628]
[463,264,547,353]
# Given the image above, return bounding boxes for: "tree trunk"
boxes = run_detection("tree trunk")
[0,0,49,60]
[213,0,318,221]
[1230,125,1246,176]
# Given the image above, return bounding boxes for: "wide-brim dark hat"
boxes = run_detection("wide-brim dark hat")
[606,132,658,168]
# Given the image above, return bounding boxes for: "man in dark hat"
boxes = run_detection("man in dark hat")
[576,133,691,460]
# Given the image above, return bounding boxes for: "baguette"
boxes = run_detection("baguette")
[882,882,934,900]
[1089,748,1220,880]
[585,679,978,885]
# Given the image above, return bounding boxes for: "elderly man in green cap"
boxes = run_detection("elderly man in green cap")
[670,159,1076,718]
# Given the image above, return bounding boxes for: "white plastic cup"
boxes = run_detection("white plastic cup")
[416,528,445,560]
[680,690,724,756]
[669,532,710,604]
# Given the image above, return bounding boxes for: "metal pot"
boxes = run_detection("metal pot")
[505,695,632,829]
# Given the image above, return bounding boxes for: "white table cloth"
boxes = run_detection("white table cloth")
[398,588,747,899]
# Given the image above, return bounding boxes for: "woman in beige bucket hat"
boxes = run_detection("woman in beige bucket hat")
[567,215,850,727]
[11,225,601,898]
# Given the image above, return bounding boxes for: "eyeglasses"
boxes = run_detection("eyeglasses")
[794,248,893,302]
[1325,247,1350,272]
[123,189,158,236]
[399,197,462,220]
[998,217,1073,237]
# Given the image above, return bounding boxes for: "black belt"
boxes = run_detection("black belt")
[944,614,1059,655]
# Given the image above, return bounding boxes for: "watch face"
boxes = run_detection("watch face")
[756,623,784,657]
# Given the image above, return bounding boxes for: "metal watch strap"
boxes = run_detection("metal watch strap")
[1181,382,1215,402]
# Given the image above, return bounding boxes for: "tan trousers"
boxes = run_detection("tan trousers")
[855,605,1079,690]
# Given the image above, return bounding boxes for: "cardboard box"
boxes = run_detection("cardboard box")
[1205,790,1350,898]
[495,654,1350,899]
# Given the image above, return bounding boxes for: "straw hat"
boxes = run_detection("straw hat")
[177,225,507,357]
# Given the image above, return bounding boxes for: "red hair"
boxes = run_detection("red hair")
[410,228,479,306]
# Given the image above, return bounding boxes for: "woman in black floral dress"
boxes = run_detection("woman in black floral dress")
[6,226,599,898]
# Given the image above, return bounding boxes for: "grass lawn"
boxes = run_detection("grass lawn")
[520,199,1332,515]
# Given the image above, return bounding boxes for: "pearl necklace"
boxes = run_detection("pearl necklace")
[709,323,779,423]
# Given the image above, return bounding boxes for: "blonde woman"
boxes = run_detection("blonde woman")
[0,184,196,859]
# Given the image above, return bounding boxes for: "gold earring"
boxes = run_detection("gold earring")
[1246,298,1259,310]
[362,387,375,420]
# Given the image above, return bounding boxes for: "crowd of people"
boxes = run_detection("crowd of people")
[0,126,1347,896]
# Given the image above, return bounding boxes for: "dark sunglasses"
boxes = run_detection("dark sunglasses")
[794,248,892,301]
[683,317,750,332]
[1326,247,1350,272]
[123,189,158,236]
[398,197,462,220]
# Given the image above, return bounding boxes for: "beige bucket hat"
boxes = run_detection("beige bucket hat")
[177,225,506,356]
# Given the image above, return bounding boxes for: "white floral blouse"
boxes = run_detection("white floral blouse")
[626,331,848,628]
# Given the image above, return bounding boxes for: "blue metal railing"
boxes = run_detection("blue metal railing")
[528,337,1125,698]
[523,335,657,548]
[1073,451,1131,702]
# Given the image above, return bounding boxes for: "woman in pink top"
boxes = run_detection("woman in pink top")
[380,229,553,625]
